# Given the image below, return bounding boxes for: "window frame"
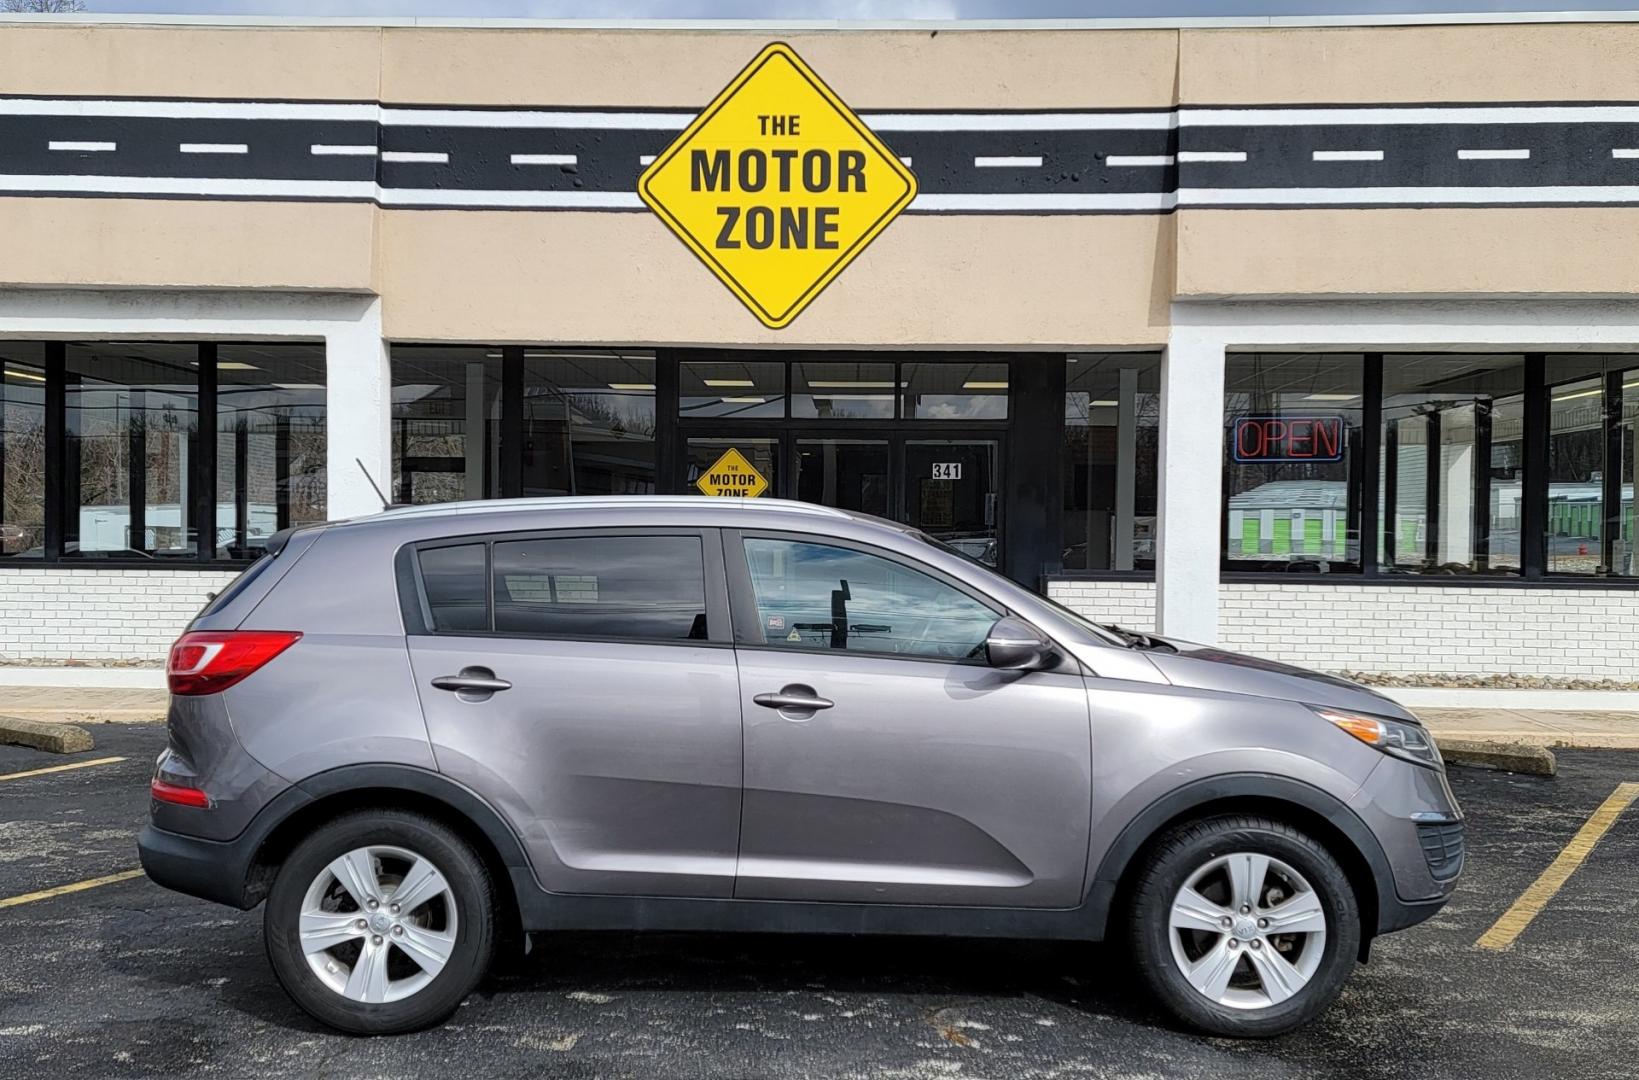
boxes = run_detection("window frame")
[721,527,1006,665]
[398,526,733,648]
[1541,355,1639,579]
[1048,350,1639,589]
[1219,353,1367,576]
[3,338,328,568]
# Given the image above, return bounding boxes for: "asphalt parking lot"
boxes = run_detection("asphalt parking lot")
[1,725,1636,1080]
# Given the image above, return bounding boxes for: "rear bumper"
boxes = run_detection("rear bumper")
[137,823,260,910]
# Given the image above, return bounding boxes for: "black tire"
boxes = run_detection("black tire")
[264,809,496,1035]
[1125,814,1361,1038]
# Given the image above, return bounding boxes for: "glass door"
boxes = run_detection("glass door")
[902,440,1001,566]
[794,436,890,517]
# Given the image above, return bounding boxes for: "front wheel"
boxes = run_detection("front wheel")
[1126,814,1361,1037]
[264,809,496,1034]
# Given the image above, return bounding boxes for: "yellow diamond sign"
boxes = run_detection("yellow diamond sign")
[639,42,918,330]
[695,447,770,497]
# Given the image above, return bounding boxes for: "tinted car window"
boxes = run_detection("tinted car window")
[742,538,996,661]
[419,543,488,633]
[492,535,707,641]
[198,552,274,618]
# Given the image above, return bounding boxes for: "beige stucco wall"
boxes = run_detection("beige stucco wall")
[0,24,381,100]
[1178,23,1639,104]
[1173,208,1639,299]
[0,198,376,293]
[4,20,1639,337]
[378,211,1173,346]
[378,28,1180,109]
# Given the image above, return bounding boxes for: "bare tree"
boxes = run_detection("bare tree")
[2,1,86,12]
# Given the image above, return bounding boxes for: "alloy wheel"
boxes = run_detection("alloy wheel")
[297,844,459,1004]
[1167,851,1328,1010]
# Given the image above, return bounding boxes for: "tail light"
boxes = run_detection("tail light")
[167,630,301,695]
[150,779,212,808]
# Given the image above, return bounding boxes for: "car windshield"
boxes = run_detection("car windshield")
[913,531,1130,647]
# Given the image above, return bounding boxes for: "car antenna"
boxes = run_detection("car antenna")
[356,457,395,512]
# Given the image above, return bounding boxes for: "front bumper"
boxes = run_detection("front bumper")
[137,823,261,910]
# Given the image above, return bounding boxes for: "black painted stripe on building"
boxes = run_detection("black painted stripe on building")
[2,98,1639,211]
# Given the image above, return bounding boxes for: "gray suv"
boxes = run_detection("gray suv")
[138,497,1462,1037]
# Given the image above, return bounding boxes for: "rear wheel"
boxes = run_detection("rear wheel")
[264,809,495,1034]
[1126,814,1360,1037]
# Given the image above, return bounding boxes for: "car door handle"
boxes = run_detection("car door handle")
[431,669,512,694]
[753,691,834,711]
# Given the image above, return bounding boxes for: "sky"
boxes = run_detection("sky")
[70,0,1639,19]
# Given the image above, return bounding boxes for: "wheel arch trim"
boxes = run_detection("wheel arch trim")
[231,763,535,907]
[1085,772,1399,938]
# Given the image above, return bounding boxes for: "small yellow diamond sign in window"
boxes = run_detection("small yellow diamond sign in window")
[695,447,771,498]
[639,42,918,330]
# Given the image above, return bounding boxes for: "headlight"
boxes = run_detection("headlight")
[1312,706,1443,770]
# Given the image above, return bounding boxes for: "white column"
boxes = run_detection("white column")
[324,297,391,519]
[1156,326,1227,642]
[1438,412,1474,565]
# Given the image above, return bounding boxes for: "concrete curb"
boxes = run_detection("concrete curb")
[0,715,95,754]
[1431,728,1639,750]
[1435,737,1557,776]
[1,710,167,725]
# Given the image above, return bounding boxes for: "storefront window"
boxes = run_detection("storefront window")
[391,346,501,505]
[0,344,46,557]
[64,343,201,559]
[793,360,896,419]
[1224,354,1363,572]
[522,350,657,496]
[1545,355,1639,576]
[680,358,786,419]
[902,361,1008,420]
[1061,353,1159,571]
[1380,355,1523,576]
[215,344,327,559]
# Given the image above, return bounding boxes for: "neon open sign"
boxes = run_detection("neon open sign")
[1232,416,1346,463]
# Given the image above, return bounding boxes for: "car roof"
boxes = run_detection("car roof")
[363,495,856,524]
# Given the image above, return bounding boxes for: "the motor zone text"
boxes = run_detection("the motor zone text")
[692,116,869,251]
[703,471,761,495]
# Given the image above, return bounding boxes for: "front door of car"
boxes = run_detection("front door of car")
[405,528,743,898]
[726,531,1092,908]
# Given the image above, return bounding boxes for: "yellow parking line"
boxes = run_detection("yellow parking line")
[0,756,127,783]
[0,868,147,910]
[1476,781,1639,951]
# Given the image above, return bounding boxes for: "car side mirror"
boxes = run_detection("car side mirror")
[984,616,1056,671]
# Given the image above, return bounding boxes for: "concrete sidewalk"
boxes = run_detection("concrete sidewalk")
[1,687,168,724]
[1,686,1637,748]
[1416,709,1639,749]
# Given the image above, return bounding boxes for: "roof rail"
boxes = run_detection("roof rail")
[360,495,855,523]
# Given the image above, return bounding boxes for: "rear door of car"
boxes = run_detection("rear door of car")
[403,526,744,898]
[725,528,1093,908]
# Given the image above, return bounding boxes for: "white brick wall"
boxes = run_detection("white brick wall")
[1047,579,1160,633]
[2,566,1633,677]
[1048,579,1639,679]
[0,567,239,663]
